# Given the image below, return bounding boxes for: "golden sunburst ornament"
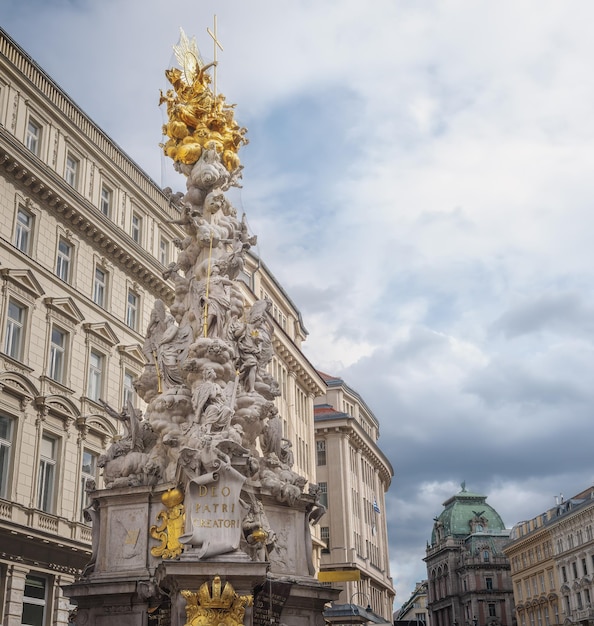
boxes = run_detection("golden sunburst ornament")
[173,28,203,84]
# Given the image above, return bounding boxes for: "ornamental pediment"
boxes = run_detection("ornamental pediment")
[1,268,45,300]
[44,296,85,325]
[37,394,80,427]
[83,322,120,347]
[117,343,148,366]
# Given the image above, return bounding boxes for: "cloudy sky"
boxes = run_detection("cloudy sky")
[4,0,594,606]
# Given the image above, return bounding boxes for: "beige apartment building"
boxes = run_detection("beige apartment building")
[395,580,429,626]
[0,26,397,625]
[0,26,181,625]
[314,372,395,623]
[504,486,594,626]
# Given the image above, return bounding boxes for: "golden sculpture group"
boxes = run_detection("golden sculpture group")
[159,29,248,172]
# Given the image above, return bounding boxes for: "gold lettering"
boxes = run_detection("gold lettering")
[198,485,208,496]
[203,504,211,513]
[222,504,228,513]
[211,486,218,497]
[213,520,220,528]
[221,486,231,496]
[195,503,201,513]
[231,504,235,513]
[213,504,219,513]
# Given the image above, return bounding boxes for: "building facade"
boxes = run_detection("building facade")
[395,580,429,626]
[504,486,594,626]
[425,486,515,626]
[314,372,395,623]
[0,26,182,625]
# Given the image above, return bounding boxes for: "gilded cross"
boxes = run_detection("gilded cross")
[207,15,224,96]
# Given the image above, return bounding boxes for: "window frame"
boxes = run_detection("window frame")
[25,117,42,156]
[131,211,143,244]
[55,237,73,283]
[0,414,14,500]
[14,205,34,255]
[87,349,104,403]
[64,152,79,188]
[92,265,108,308]
[126,289,139,330]
[100,183,113,217]
[122,370,136,408]
[21,573,48,626]
[80,448,98,522]
[4,297,28,362]
[37,433,58,513]
[159,236,170,265]
[48,325,68,384]
[316,439,327,466]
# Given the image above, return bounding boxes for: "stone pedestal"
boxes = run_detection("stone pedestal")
[64,483,339,626]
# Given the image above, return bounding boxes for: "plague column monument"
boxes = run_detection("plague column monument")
[65,26,337,626]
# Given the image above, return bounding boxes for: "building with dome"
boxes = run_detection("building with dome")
[424,485,515,626]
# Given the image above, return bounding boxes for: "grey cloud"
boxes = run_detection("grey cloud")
[492,292,594,338]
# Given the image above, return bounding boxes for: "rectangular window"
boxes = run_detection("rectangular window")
[123,371,135,407]
[318,481,328,508]
[562,566,568,583]
[160,237,169,265]
[100,184,112,217]
[21,574,47,626]
[65,153,79,187]
[49,326,67,383]
[0,415,13,499]
[544,607,550,626]
[26,119,41,155]
[583,558,588,576]
[14,206,33,254]
[320,526,330,553]
[80,449,97,521]
[131,212,142,243]
[577,592,583,611]
[316,440,326,466]
[486,577,493,590]
[87,350,103,402]
[572,562,578,579]
[5,299,26,361]
[586,589,592,606]
[56,238,72,282]
[93,266,107,307]
[126,290,138,330]
[37,435,56,512]
[488,604,496,618]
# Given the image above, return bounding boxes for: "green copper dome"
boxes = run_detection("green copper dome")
[431,484,506,544]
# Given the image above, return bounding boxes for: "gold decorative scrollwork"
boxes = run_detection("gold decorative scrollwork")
[150,488,185,559]
[181,576,253,626]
